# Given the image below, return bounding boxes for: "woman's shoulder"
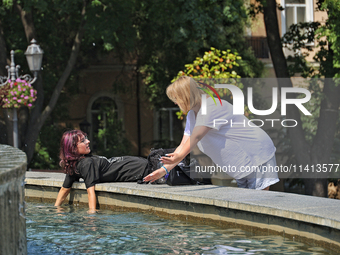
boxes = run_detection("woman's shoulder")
[186,110,196,122]
[77,155,96,165]
[76,155,98,174]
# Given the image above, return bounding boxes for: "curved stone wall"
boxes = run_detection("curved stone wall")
[0,144,27,255]
[26,171,340,252]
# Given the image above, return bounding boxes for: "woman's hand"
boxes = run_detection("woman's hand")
[143,168,167,183]
[160,152,182,165]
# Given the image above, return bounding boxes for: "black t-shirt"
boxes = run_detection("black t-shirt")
[62,155,148,189]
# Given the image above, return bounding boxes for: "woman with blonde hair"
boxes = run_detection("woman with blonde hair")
[144,76,279,190]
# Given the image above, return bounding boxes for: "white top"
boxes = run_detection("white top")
[185,97,276,179]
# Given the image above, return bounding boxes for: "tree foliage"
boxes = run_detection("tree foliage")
[172,47,267,121]
[171,47,244,119]
[174,47,242,80]
[135,0,264,108]
[0,0,263,167]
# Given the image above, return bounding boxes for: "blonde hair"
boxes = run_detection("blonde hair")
[166,76,204,113]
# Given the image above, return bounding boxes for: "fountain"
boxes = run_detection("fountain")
[0,144,27,255]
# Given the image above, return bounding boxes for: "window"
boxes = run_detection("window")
[154,107,183,147]
[90,96,118,152]
[281,0,313,36]
[245,37,269,59]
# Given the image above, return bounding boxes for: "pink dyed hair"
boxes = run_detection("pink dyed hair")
[59,130,87,175]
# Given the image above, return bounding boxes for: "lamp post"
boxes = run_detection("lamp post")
[0,39,43,148]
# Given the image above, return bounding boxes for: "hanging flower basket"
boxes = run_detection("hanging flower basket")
[0,79,37,109]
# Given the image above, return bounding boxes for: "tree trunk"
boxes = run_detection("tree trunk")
[13,2,88,163]
[0,20,7,76]
[14,3,37,41]
[262,0,310,161]
[0,21,9,144]
[307,78,340,196]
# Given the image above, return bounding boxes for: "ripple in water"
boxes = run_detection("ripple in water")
[26,202,330,255]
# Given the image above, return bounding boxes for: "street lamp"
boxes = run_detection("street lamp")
[0,39,44,148]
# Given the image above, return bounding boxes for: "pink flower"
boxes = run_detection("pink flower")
[17,99,22,103]
[24,96,29,99]
[13,97,17,100]
[21,95,24,98]
[28,103,32,107]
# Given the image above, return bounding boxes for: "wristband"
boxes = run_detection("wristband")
[161,165,169,175]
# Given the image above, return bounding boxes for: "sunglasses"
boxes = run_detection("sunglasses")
[79,136,88,144]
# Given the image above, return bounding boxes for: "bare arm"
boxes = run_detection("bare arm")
[87,186,97,213]
[173,134,189,154]
[54,187,71,206]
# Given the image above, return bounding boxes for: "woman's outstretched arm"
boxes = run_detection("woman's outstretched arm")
[87,186,97,213]
[55,187,71,206]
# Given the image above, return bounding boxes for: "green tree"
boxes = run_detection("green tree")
[0,0,136,163]
[172,47,266,121]
[0,0,263,165]
[131,0,264,153]
[134,0,264,108]
[170,47,243,119]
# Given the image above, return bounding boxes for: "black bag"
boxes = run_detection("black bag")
[145,148,211,186]
[143,148,177,184]
[166,164,200,186]
[166,158,213,186]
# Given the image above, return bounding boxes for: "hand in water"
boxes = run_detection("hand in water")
[87,209,98,214]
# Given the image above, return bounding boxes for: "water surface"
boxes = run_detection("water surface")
[26,202,330,254]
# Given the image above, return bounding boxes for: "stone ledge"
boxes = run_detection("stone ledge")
[25,171,340,252]
[25,171,340,230]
